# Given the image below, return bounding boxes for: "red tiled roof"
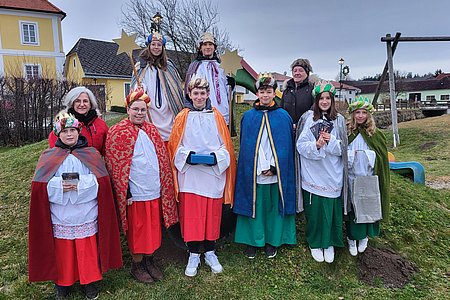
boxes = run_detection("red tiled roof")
[240,59,258,79]
[435,73,450,80]
[272,72,291,81]
[0,0,66,18]
[330,81,360,91]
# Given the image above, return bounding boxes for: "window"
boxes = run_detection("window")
[24,64,41,79]
[20,21,39,45]
[124,83,131,98]
[73,58,76,69]
[349,90,352,95]
[426,95,436,101]
[440,95,449,101]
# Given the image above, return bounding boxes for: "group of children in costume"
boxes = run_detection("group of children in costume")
[28,31,389,299]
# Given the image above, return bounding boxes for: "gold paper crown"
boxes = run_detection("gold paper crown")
[187,73,209,91]
[198,32,216,45]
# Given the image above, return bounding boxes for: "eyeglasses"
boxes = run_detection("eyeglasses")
[130,107,147,114]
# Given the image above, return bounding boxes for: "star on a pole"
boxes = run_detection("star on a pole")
[220,49,243,76]
[113,29,139,56]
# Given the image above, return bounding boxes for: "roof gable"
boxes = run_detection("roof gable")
[68,38,133,79]
[0,0,66,18]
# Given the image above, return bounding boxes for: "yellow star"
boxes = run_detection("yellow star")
[113,29,139,56]
[220,49,243,76]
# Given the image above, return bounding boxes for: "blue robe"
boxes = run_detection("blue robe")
[233,104,296,218]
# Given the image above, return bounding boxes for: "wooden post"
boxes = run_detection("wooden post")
[373,32,401,105]
[386,34,400,147]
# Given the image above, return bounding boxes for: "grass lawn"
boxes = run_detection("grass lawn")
[384,114,450,183]
[0,111,449,299]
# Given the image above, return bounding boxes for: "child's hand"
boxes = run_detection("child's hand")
[262,169,274,176]
[316,135,326,149]
[320,131,331,142]
[62,181,77,192]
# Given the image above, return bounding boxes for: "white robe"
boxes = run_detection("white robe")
[256,124,278,185]
[128,129,161,201]
[174,110,230,198]
[296,116,343,198]
[140,66,174,141]
[47,154,98,239]
[347,133,376,198]
[196,61,230,124]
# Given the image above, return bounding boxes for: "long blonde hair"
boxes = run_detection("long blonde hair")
[347,110,376,136]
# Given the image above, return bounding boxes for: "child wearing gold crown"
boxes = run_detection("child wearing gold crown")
[296,81,348,263]
[29,112,122,299]
[105,88,178,283]
[168,73,236,277]
[234,73,297,259]
[346,97,390,256]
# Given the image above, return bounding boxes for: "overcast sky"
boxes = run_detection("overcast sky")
[51,0,450,80]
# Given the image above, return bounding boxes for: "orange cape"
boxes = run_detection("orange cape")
[168,108,236,205]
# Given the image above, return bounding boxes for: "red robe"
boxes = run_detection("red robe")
[28,146,123,282]
[105,119,178,231]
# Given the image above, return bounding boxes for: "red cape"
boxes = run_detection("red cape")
[105,119,178,231]
[28,147,123,282]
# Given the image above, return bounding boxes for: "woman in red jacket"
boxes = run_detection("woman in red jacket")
[48,87,108,155]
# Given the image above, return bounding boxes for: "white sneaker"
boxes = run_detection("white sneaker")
[324,246,335,263]
[347,238,357,256]
[185,253,201,277]
[204,250,223,274]
[310,248,324,262]
[358,237,369,253]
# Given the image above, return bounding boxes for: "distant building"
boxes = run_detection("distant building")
[0,0,66,79]
[345,73,450,106]
[272,72,291,92]
[330,81,361,103]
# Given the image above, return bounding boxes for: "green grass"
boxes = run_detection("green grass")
[384,114,450,181]
[0,112,449,299]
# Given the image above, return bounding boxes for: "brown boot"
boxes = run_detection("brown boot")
[144,255,164,281]
[130,261,154,284]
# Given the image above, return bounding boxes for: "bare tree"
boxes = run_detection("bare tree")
[120,0,234,76]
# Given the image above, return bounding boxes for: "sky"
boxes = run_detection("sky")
[51,0,450,80]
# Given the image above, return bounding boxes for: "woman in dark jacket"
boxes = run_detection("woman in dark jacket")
[281,58,315,126]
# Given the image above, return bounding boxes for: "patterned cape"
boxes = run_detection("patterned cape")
[131,59,184,117]
[105,118,178,231]
[167,107,236,205]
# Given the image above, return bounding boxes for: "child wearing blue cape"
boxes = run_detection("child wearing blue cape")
[234,73,297,259]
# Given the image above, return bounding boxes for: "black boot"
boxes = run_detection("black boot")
[84,282,99,299]
[55,284,70,299]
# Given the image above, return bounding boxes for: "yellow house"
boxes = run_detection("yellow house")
[65,37,196,111]
[65,38,139,111]
[0,0,66,79]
